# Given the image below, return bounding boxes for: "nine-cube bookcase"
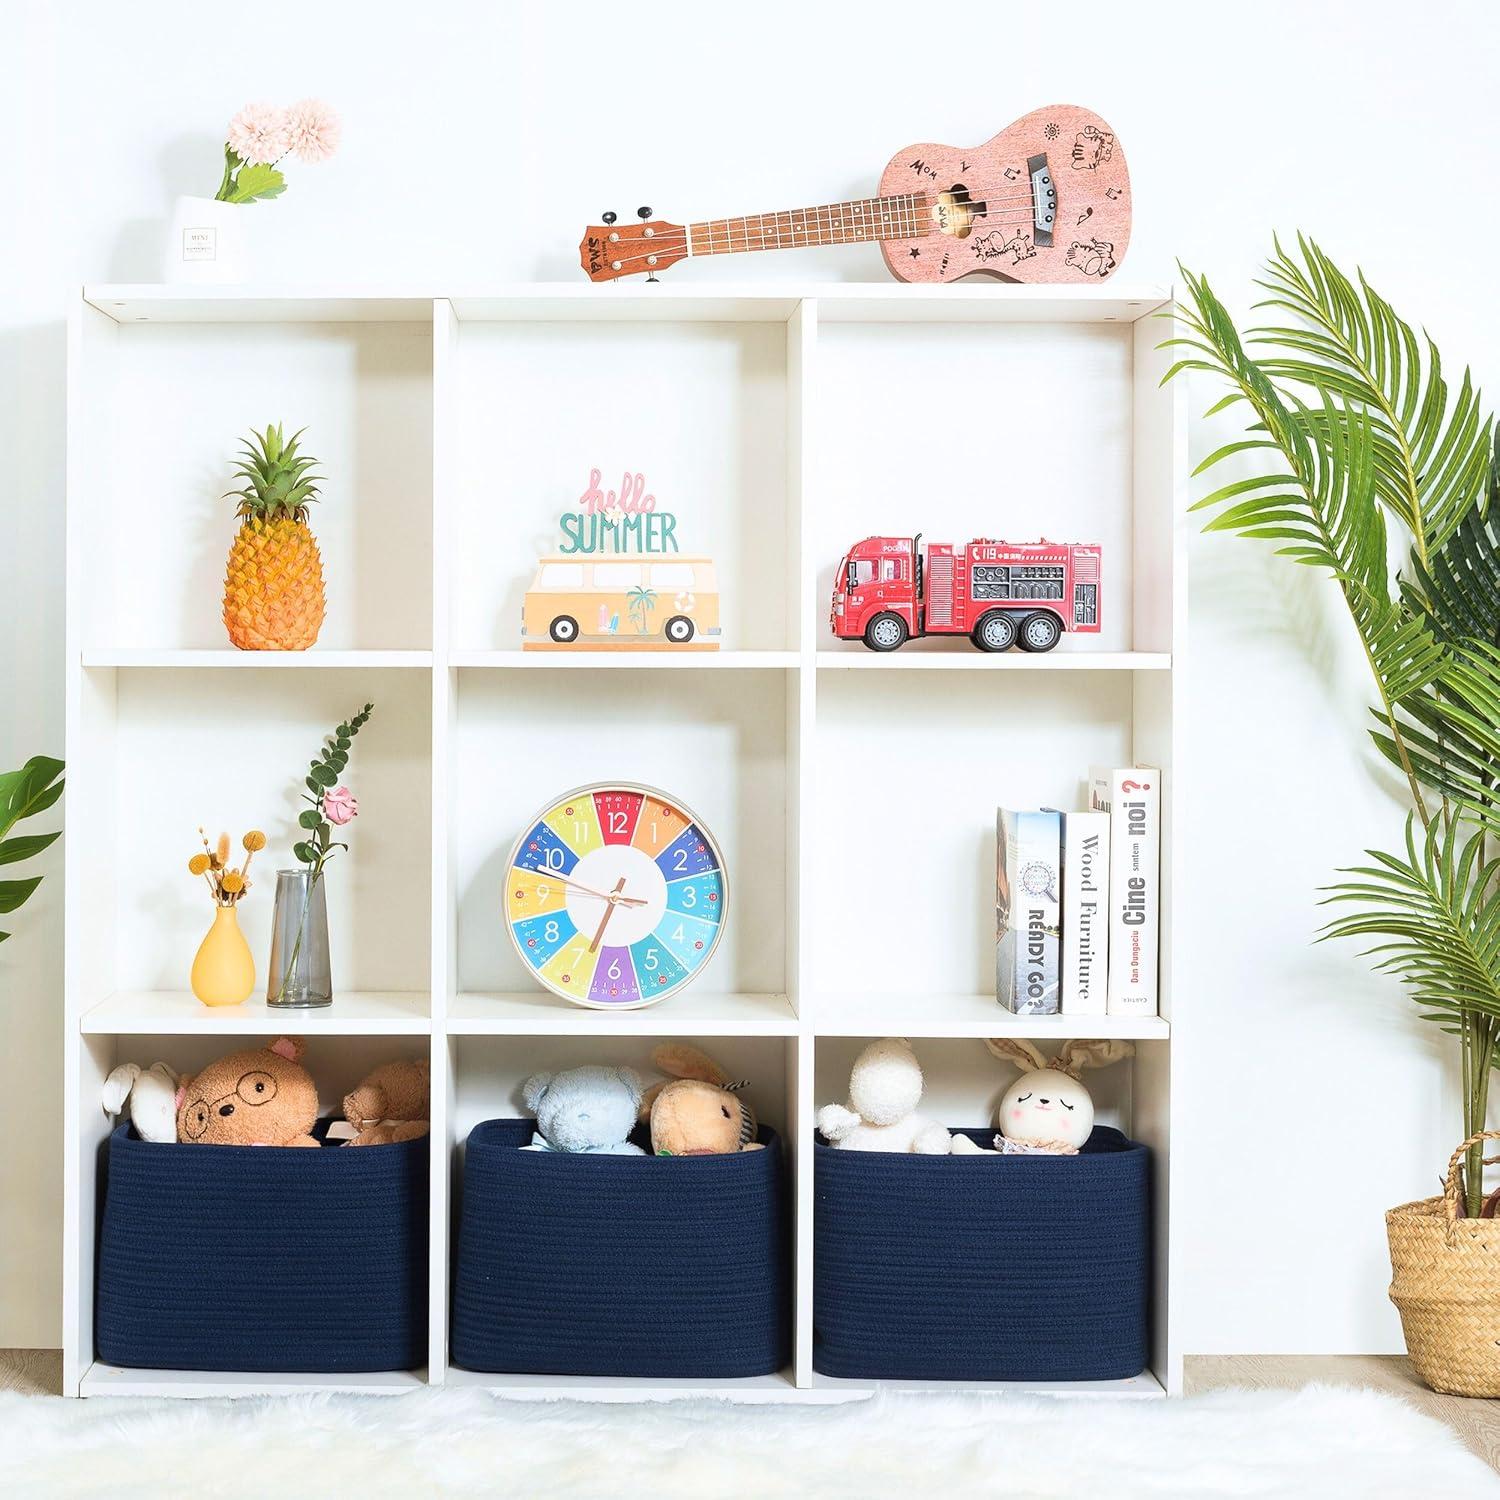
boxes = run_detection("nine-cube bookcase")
[63,280,1185,1400]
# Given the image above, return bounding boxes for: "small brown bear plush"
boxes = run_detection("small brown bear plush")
[639,1043,763,1156]
[342,1058,430,1147]
[175,1036,320,1147]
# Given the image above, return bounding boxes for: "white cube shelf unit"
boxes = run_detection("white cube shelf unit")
[64,281,1184,1402]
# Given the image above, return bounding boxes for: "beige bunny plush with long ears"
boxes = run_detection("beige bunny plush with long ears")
[639,1043,763,1156]
[950,1037,1133,1156]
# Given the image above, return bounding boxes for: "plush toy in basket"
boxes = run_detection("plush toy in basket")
[816,1037,953,1154]
[950,1037,1133,1156]
[639,1044,763,1156]
[342,1058,430,1146]
[103,1039,429,1148]
[174,1037,322,1147]
[521,1065,648,1154]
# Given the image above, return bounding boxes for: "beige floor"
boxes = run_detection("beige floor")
[1187,1355,1500,1474]
[3,1351,1494,1474]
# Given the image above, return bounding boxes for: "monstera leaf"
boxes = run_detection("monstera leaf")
[0,756,64,943]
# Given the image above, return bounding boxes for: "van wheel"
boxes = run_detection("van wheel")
[665,615,695,644]
[1017,612,1063,652]
[972,611,1018,652]
[549,615,579,644]
[863,613,908,652]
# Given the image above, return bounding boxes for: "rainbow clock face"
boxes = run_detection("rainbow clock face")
[504,783,728,1009]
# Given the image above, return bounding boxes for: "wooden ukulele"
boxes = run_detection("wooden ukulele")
[578,105,1130,287]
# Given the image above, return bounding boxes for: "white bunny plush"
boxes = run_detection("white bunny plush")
[101,1060,180,1144]
[950,1037,1132,1156]
[816,1037,952,1154]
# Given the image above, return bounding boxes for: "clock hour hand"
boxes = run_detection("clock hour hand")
[588,877,628,954]
[544,871,648,908]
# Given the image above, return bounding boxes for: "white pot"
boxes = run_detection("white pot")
[162,195,247,284]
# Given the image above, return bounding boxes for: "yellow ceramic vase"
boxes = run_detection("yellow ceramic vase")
[190,904,255,1007]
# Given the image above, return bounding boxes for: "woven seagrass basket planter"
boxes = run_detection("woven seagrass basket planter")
[813,1125,1151,1381]
[96,1123,429,1372]
[1388,1129,1500,1397]
[451,1119,791,1378]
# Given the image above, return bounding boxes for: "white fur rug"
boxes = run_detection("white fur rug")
[1,1384,1493,1498]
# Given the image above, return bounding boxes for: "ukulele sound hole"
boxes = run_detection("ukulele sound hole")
[931,185,976,239]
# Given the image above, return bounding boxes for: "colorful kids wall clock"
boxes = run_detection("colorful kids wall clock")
[504,782,728,1009]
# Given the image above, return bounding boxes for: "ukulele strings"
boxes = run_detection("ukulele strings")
[601,212,1044,269]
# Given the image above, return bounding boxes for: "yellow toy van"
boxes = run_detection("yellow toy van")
[521,556,721,650]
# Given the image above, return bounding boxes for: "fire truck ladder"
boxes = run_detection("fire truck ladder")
[926,547,954,630]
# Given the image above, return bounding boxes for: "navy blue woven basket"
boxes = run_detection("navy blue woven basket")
[96,1123,428,1372]
[452,1119,790,1377]
[814,1126,1150,1381]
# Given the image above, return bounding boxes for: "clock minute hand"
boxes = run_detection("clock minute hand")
[547,871,648,908]
[587,877,629,954]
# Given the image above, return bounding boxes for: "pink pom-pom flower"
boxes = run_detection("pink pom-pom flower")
[284,99,342,164]
[226,102,291,165]
[322,786,359,826]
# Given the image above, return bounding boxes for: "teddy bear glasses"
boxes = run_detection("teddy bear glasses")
[180,1069,279,1140]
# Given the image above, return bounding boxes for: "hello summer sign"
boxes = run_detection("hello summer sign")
[556,469,681,554]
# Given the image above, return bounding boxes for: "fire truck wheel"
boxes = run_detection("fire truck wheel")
[665,615,695,643]
[972,611,1018,652]
[549,615,580,644]
[1017,612,1063,653]
[863,613,908,652]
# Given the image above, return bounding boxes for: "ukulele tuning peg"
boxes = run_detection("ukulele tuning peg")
[602,210,617,225]
[637,206,653,220]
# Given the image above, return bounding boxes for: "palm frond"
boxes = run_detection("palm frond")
[1320,813,1500,1029]
[1248,233,1493,555]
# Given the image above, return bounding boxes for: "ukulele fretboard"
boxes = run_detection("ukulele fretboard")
[688,193,932,256]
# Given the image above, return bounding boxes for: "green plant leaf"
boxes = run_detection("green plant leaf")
[223,163,287,205]
[0,831,60,866]
[0,877,43,915]
[298,809,321,830]
[293,841,316,864]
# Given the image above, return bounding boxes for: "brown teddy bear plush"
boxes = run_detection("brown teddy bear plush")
[175,1037,320,1147]
[638,1043,764,1156]
[342,1058,430,1147]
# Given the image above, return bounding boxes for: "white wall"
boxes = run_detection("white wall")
[4,0,1495,1352]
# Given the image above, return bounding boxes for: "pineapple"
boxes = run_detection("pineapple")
[222,423,326,651]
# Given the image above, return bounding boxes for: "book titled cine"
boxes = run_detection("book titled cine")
[995,808,1061,1014]
[1088,767,1161,1015]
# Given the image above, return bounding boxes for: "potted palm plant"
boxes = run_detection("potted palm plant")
[1168,236,1499,1395]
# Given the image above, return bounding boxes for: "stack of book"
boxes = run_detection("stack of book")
[995,767,1161,1017]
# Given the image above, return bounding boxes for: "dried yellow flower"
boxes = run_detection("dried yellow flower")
[216,832,231,868]
[221,871,245,894]
[242,830,267,852]
[188,854,211,876]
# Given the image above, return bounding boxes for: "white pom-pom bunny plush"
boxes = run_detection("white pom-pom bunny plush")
[816,1037,952,1154]
[950,1037,1133,1156]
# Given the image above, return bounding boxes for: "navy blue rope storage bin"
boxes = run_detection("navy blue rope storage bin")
[452,1119,790,1377]
[96,1123,428,1372]
[814,1125,1150,1381]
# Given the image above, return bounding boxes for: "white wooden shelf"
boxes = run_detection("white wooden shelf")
[812,996,1170,1040]
[815,650,1171,672]
[81,1363,426,1397]
[81,990,432,1036]
[442,1366,801,1402]
[450,650,798,671]
[809,1371,1165,1400]
[65,283,1184,1404]
[81,649,434,670]
[448,991,798,1035]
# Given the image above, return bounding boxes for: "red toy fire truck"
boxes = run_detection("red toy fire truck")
[829,536,1102,652]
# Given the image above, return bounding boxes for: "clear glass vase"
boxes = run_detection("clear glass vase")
[266,868,332,1008]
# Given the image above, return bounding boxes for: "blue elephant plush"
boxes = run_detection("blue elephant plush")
[521,1065,647,1154]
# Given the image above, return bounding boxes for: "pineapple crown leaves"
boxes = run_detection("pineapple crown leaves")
[225,422,323,522]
